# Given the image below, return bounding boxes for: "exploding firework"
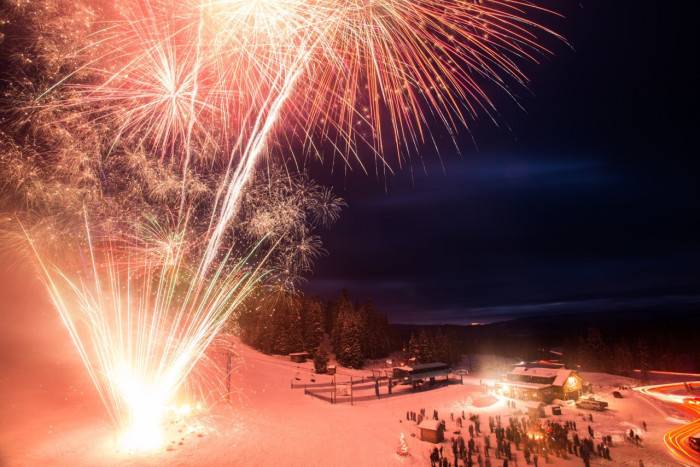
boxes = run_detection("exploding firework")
[23,216,266,451]
[240,167,345,289]
[1,0,564,453]
[46,0,563,266]
[62,0,562,160]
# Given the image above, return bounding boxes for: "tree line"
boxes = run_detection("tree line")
[562,326,700,377]
[236,289,392,369]
[405,328,463,366]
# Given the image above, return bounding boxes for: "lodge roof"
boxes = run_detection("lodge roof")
[396,362,449,372]
[418,419,442,431]
[500,381,552,390]
[509,366,577,388]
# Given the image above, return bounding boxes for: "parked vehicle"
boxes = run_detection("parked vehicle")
[576,398,609,411]
[612,391,623,398]
[689,432,700,452]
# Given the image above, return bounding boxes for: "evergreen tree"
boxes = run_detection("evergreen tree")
[331,290,354,354]
[612,340,634,376]
[638,338,651,381]
[362,301,391,359]
[407,333,420,362]
[314,340,329,374]
[580,327,608,371]
[271,298,291,354]
[284,296,305,353]
[338,311,364,368]
[302,297,325,354]
[417,329,433,363]
[333,300,364,368]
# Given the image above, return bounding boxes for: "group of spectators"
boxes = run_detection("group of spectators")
[420,400,645,467]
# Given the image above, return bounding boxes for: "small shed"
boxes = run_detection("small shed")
[418,419,444,444]
[289,352,310,363]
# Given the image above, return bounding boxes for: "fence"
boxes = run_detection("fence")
[293,375,379,405]
[299,373,464,405]
[304,387,336,404]
[290,375,376,390]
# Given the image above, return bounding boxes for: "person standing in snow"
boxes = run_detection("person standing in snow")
[430,447,440,466]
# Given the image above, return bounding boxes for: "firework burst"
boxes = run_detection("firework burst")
[23,216,266,451]
[47,0,562,220]
[2,0,564,453]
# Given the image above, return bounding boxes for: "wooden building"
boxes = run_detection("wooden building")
[418,419,444,443]
[289,352,310,363]
[497,364,586,403]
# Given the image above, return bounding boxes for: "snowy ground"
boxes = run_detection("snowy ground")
[0,273,693,466]
[2,337,693,466]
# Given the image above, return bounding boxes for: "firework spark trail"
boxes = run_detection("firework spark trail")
[35,0,564,276]
[197,0,563,271]
[23,214,267,451]
[21,0,564,452]
[53,0,562,215]
[200,46,313,273]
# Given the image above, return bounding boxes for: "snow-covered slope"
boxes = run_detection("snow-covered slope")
[2,330,689,466]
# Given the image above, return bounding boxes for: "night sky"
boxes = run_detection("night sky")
[304,0,700,324]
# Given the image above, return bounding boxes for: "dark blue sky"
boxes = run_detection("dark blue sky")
[304,0,700,323]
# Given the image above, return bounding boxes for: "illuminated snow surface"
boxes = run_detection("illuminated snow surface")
[0,277,692,466]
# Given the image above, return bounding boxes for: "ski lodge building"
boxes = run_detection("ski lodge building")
[496,362,587,403]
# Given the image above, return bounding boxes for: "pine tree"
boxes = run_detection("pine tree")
[271,298,291,354]
[581,327,608,371]
[362,301,391,359]
[612,340,634,376]
[331,290,353,354]
[417,329,433,363]
[355,302,370,358]
[314,340,329,374]
[337,307,364,368]
[285,296,305,353]
[638,338,651,381]
[302,297,325,354]
[408,333,420,361]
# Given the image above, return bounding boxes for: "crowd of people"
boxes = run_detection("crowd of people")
[416,401,647,467]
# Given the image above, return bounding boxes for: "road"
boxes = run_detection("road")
[636,381,700,466]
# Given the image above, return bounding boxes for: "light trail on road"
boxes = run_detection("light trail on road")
[635,381,700,466]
